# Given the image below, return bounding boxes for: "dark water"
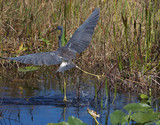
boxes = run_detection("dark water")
[0,67,156,125]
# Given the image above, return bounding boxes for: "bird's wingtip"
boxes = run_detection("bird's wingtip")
[0,57,7,60]
[91,8,100,17]
[93,8,100,13]
[95,7,100,11]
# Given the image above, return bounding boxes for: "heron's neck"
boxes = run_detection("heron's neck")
[58,36,62,48]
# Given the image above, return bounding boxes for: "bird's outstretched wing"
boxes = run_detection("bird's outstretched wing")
[65,8,100,53]
[1,51,62,65]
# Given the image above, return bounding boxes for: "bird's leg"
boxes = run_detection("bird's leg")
[63,75,67,102]
[94,117,99,125]
[76,66,104,80]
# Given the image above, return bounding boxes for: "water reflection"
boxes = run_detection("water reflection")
[0,67,159,125]
[0,93,138,125]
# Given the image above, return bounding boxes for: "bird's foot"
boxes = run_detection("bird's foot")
[63,98,68,102]
[76,66,104,80]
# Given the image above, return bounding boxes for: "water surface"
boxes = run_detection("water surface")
[0,67,148,125]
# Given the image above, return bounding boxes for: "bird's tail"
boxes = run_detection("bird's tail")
[56,62,76,74]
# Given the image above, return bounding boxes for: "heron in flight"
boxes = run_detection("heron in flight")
[1,8,100,101]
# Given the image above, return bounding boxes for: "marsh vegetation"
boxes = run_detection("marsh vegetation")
[0,0,160,124]
[0,0,159,93]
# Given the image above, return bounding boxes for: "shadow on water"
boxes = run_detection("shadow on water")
[0,67,159,125]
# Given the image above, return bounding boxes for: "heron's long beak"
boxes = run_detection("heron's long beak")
[49,28,58,33]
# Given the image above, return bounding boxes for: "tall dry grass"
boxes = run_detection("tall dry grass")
[0,0,159,93]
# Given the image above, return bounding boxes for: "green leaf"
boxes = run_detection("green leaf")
[124,103,151,112]
[155,120,160,125]
[47,122,69,125]
[67,116,87,125]
[110,110,126,125]
[18,66,39,72]
[131,109,160,124]
[47,116,86,125]
[61,30,67,46]
[41,38,50,45]
[140,93,149,100]
[121,114,130,125]
[144,122,155,125]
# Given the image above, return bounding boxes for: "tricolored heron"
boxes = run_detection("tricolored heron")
[1,8,100,101]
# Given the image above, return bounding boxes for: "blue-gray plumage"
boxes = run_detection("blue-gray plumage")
[1,8,100,73]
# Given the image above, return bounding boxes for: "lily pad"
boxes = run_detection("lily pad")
[47,116,86,125]
[131,109,160,124]
[47,122,69,125]
[140,94,149,100]
[110,110,126,125]
[124,103,151,112]
[68,116,87,125]
[155,120,160,125]
[121,114,130,125]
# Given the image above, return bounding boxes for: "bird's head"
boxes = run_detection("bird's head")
[56,26,63,31]
[56,26,63,38]
[50,26,63,33]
